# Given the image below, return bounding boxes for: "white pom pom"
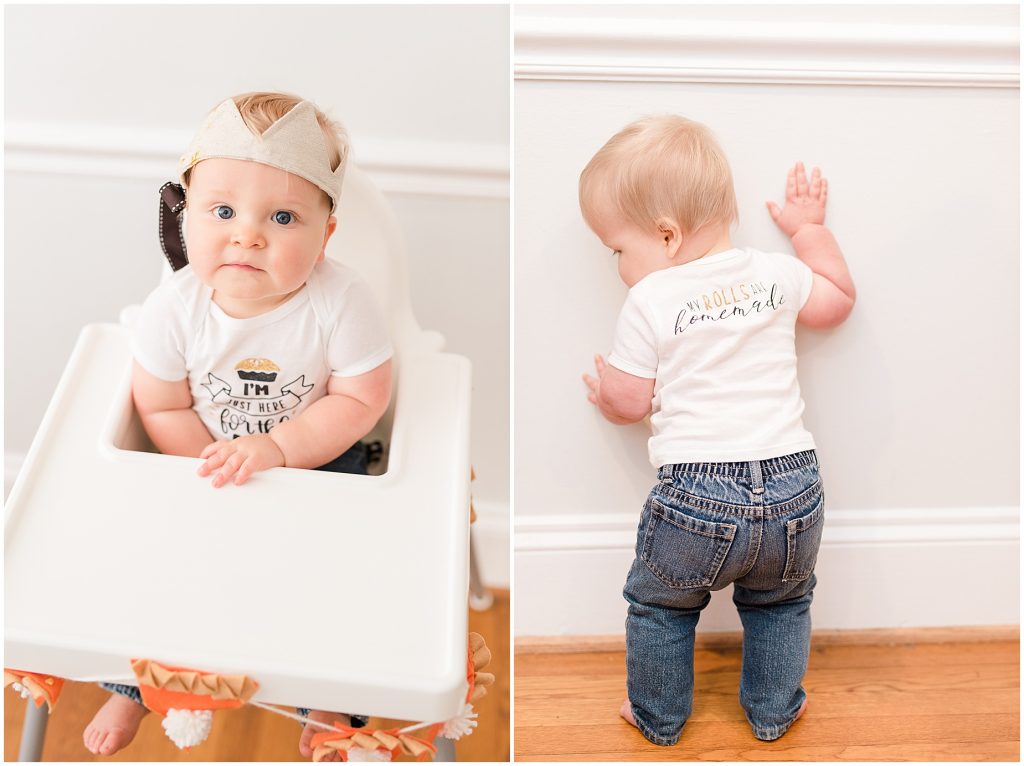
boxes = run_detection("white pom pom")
[441,702,478,740]
[347,747,392,761]
[162,708,213,749]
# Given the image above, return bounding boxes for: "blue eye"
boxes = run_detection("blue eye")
[215,205,234,220]
[273,211,293,225]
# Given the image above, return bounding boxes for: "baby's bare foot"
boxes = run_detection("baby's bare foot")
[83,693,148,755]
[618,699,638,729]
[299,710,351,761]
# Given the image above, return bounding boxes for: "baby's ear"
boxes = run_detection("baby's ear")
[319,215,338,263]
[656,217,684,257]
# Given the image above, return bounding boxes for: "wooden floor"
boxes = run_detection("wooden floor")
[4,590,509,762]
[515,628,1020,762]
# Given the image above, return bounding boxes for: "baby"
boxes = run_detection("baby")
[83,91,393,759]
[580,116,855,745]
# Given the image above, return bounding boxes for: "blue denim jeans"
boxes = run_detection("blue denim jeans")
[101,441,370,729]
[623,450,824,745]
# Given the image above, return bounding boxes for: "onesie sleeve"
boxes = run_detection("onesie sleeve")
[607,289,658,379]
[793,256,814,309]
[326,275,394,377]
[772,251,814,310]
[130,282,190,382]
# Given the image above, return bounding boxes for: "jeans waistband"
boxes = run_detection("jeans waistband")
[657,450,818,481]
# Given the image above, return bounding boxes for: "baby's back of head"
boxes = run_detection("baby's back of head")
[580,115,738,236]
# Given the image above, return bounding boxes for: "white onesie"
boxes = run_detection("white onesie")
[608,246,817,467]
[132,259,393,441]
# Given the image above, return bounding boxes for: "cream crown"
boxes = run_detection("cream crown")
[179,98,346,213]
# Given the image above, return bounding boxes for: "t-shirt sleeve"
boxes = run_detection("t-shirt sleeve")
[794,256,814,309]
[327,277,394,377]
[778,252,814,309]
[130,283,190,381]
[607,290,658,379]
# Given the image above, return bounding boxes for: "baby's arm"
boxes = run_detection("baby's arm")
[132,362,213,458]
[198,360,393,487]
[767,162,856,328]
[583,354,654,425]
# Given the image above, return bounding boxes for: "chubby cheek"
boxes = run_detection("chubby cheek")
[617,260,634,287]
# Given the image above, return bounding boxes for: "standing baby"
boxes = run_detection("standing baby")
[581,116,855,745]
[83,92,392,760]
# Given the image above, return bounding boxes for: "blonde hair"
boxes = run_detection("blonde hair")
[579,115,738,235]
[184,91,349,194]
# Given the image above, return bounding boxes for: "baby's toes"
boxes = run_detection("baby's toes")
[298,723,316,757]
[83,725,99,753]
[98,731,120,755]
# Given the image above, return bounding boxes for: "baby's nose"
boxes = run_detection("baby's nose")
[231,221,265,248]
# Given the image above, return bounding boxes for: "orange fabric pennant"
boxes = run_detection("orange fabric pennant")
[310,724,438,762]
[3,669,65,711]
[130,659,258,716]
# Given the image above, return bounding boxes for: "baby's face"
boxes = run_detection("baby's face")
[588,198,676,288]
[185,158,334,317]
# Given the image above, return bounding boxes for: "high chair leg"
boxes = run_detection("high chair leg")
[18,699,48,761]
[468,529,493,611]
[433,734,457,761]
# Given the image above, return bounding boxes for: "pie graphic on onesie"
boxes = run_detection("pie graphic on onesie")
[235,358,279,382]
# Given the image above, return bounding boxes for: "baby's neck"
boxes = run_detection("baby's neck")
[213,286,304,319]
[676,225,734,266]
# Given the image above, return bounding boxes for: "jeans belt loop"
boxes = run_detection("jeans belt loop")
[750,459,764,494]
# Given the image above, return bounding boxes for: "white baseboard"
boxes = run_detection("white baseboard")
[515,508,1019,636]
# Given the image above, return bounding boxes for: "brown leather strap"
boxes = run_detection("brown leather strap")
[158,182,188,271]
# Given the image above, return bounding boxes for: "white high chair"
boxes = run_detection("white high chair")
[5,165,476,760]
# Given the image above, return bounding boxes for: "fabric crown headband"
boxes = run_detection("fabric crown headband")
[178,99,346,213]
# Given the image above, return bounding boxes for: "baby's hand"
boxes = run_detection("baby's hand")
[197,434,286,488]
[766,161,827,238]
[582,353,606,406]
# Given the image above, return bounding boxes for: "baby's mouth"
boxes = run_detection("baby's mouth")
[224,263,261,271]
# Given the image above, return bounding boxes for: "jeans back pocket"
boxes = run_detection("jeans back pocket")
[641,497,737,589]
[782,495,825,582]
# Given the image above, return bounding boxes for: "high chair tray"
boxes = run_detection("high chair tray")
[5,323,472,722]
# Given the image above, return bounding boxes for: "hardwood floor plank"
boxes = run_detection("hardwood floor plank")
[514,634,1020,762]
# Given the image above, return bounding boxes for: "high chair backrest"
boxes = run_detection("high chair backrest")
[325,164,426,359]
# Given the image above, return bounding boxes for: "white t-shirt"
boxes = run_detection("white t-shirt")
[132,260,393,441]
[607,246,816,467]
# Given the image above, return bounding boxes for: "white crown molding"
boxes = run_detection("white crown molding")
[516,507,1020,552]
[4,123,509,200]
[515,15,1020,88]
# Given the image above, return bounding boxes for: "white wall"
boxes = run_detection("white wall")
[4,4,509,585]
[514,5,1020,634]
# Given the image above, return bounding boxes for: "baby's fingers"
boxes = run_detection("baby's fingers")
[786,165,797,201]
[198,446,231,476]
[233,457,257,486]
[810,167,822,199]
[212,453,244,489]
[582,372,598,393]
[199,441,223,460]
[594,354,607,375]
[795,162,808,197]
